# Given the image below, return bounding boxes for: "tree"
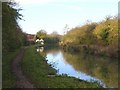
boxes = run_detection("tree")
[63,24,69,35]
[51,31,58,36]
[2,1,25,53]
[36,29,47,39]
[100,28,109,41]
[44,31,61,44]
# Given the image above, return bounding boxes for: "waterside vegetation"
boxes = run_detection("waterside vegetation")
[60,17,119,58]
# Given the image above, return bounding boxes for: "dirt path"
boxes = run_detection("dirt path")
[12,48,36,88]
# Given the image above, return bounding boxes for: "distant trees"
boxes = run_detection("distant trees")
[62,17,118,46]
[35,30,47,39]
[61,17,119,58]
[63,24,69,34]
[45,31,61,44]
[2,1,27,53]
[62,23,97,45]
[35,30,61,45]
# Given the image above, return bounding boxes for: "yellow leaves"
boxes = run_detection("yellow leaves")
[97,36,101,39]
[63,17,118,46]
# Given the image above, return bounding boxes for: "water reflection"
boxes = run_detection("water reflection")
[38,46,118,88]
[62,51,118,88]
[36,46,44,52]
[46,51,105,87]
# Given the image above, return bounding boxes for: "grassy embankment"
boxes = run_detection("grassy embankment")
[2,49,20,88]
[22,46,102,88]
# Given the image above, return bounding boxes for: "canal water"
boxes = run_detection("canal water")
[37,46,118,88]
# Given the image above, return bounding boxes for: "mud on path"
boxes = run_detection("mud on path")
[12,47,36,88]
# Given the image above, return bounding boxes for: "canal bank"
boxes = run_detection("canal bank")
[45,46,118,88]
[22,45,102,88]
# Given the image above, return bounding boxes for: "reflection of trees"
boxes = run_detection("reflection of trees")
[62,51,118,88]
[44,45,60,55]
[39,45,60,57]
[39,51,46,57]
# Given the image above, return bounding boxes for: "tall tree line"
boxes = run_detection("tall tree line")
[61,17,119,58]
[2,1,27,53]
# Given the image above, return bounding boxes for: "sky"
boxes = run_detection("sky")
[14,0,119,35]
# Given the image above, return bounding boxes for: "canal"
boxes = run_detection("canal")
[37,46,118,88]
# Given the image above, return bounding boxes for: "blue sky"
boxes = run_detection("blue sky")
[15,0,119,35]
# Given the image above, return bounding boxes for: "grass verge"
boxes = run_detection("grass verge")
[22,46,102,88]
[2,49,20,88]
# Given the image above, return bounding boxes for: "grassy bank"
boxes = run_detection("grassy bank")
[22,46,102,88]
[2,49,20,88]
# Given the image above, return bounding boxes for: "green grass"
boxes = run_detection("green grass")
[22,46,102,88]
[2,49,20,88]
